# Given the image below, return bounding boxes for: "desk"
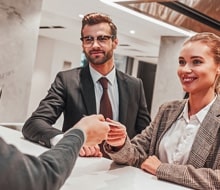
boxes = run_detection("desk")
[0,122,24,131]
[0,126,191,190]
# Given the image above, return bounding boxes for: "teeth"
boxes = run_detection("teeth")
[183,78,194,82]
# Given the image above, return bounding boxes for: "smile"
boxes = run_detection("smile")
[182,77,197,82]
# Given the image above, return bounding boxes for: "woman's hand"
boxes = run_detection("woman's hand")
[105,118,127,147]
[141,155,162,175]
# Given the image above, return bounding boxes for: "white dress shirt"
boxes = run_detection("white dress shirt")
[50,65,119,146]
[89,64,119,121]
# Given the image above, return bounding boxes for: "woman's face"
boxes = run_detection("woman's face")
[177,41,220,96]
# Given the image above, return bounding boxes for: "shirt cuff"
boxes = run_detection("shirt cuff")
[50,134,64,147]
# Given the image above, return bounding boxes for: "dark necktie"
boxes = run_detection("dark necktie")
[99,77,113,119]
[99,77,112,159]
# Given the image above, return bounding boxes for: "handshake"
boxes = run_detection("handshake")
[73,114,127,157]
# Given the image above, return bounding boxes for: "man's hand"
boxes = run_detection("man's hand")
[105,118,127,147]
[73,114,110,146]
[79,145,102,157]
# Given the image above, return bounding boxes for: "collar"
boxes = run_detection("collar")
[179,95,217,123]
[89,64,116,86]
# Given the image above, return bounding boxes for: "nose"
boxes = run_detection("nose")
[91,39,101,47]
[182,63,192,73]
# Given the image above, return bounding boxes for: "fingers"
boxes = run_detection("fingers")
[105,118,124,128]
[80,115,110,145]
[77,115,126,147]
[106,122,127,147]
[96,114,106,121]
[79,145,102,157]
[79,147,85,156]
[107,128,126,146]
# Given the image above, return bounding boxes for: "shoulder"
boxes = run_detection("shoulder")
[161,99,186,107]
[116,70,142,84]
[209,95,220,116]
[57,66,84,77]
[158,99,186,112]
[54,66,89,82]
[50,67,86,87]
[152,100,186,123]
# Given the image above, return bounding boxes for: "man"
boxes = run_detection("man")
[22,12,151,157]
[0,114,110,190]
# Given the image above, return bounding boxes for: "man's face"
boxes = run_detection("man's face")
[81,23,118,66]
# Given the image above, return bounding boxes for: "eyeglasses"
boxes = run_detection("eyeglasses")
[80,35,114,47]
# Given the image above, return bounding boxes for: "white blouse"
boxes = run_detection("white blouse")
[158,96,216,164]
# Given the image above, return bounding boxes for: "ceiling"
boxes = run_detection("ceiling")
[39,0,219,64]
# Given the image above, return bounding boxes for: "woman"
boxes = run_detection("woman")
[105,32,220,189]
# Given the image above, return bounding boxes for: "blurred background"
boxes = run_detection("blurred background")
[0,0,219,130]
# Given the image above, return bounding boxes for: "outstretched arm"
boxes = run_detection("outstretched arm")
[0,129,84,190]
[0,115,110,190]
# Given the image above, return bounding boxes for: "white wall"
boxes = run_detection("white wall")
[50,39,82,84]
[27,36,82,119]
[27,37,54,116]
[151,36,187,118]
[0,0,42,123]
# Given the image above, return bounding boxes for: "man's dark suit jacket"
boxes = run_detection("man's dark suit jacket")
[0,128,84,190]
[22,65,151,147]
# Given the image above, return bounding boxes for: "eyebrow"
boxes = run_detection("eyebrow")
[178,56,203,59]
[190,56,203,59]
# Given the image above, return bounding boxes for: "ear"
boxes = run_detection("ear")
[217,65,220,75]
[112,38,118,49]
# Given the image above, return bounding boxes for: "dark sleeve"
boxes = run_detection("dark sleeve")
[0,128,84,190]
[135,79,151,134]
[22,72,66,147]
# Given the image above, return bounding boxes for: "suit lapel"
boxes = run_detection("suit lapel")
[187,97,220,168]
[116,71,129,124]
[79,66,97,115]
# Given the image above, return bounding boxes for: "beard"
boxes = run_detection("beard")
[84,50,113,65]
